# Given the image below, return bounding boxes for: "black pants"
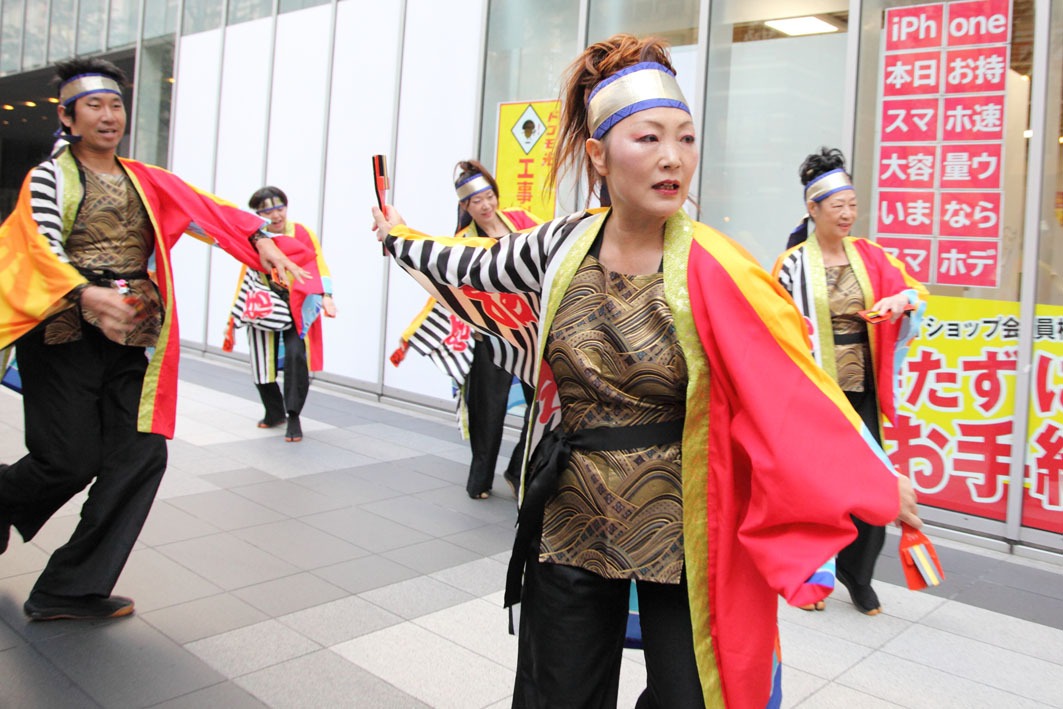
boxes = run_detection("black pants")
[837,388,886,586]
[514,557,705,709]
[255,325,310,420]
[465,339,531,496]
[0,326,166,598]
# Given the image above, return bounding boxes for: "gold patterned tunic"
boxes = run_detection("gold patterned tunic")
[539,251,687,584]
[826,264,870,392]
[44,167,162,347]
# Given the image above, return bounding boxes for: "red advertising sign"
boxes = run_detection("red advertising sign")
[940,144,1003,189]
[878,237,934,283]
[939,191,1002,238]
[885,4,945,51]
[883,51,942,96]
[878,191,937,235]
[942,94,1005,140]
[879,145,938,189]
[881,98,940,143]
[936,238,999,286]
[945,0,1011,46]
[943,46,1008,93]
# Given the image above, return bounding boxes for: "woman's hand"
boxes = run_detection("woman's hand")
[895,475,922,529]
[254,237,310,286]
[870,293,911,323]
[371,205,405,242]
[322,294,337,318]
[80,286,139,343]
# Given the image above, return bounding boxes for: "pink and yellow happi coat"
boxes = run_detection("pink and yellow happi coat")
[384,208,900,708]
[0,145,317,438]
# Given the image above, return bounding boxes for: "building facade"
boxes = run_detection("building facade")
[0,0,1061,555]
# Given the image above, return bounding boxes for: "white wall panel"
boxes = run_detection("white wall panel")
[264,4,332,234]
[205,16,275,353]
[319,0,403,385]
[384,0,486,401]
[169,29,223,348]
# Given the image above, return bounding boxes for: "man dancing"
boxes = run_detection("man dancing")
[0,58,309,621]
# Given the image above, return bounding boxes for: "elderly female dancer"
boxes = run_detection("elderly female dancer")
[373,35,920,709]
[396,161,540,499]
[774,148,928,615]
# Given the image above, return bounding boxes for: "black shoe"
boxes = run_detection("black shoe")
[836,568,881,615]
[285,414,302,442]
[502,470,520,499]
[24,592,135,621]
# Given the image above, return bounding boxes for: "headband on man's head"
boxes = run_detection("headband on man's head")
[255,196,286,213]
[455,174,493,201]
[804,168,853,203]
[58,73,123,108]
[587,62,690,141]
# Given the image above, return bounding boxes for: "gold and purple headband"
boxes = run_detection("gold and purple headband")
[58,73,122,108]
[587,62,690,140]
[804,168,854,203]
[455,174,493,201]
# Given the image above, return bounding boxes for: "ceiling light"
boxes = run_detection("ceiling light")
[48,97,59,104]
[765,16,839,36]
[1023,129,1032,139]
[2,105,13,110]
[23,101,36,107]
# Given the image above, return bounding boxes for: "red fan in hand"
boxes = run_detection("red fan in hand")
[899,522,945,591]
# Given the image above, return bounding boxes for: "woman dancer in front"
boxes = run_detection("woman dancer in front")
[373,35,920,709]
[774,148,928,615]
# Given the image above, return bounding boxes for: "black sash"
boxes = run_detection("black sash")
[833,331,869,345]
[503,418,685,607]
[74,266,150,286]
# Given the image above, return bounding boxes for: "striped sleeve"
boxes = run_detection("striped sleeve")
[28,162,70,263]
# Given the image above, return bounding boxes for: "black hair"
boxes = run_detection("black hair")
[453,159,499,234]
[248,186,288,210]
[53,58,129,129]
[787,147,851,250]
[798,146,848,186]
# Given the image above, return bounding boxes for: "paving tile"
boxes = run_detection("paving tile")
[157,534,300,591]
[412,598,518,670]
[361,496,488,537]
[309,428,423,462]
[0,537,50,579]
[347,460,455,494]
[278,595,403,647]
[0,619,20,651]
[778,618,874,680]
[203,437,373,479]
[23,513,79,554]
[838,650,1054,708]
[334,622,512,709]
[780,665,828,709]
[882,625,1063,706]
[921,599,1063,666]
[413,484,519,524]
[777,593,912,649]
[430,557,508,597]
[137,500,222,547]
[230,480,349,518]
[236,648,429,708]
[301,508,431,552]
[232,519,369,570]
[951,580,1063,631]
[166,490,287,531]
[444,523,518,557]
[313,555,422,595]
[185,619,320,678]
[382,539,482,575]
[796,683,905,708]
[0,644,99,707]
[155,471,222,500]
[359,576,475,620]
[288,468,402,505]
[151,681,268,708]
[402,454,470,485]
[617,656,648,707]
[141,593,269,645]
[114,547,222,613]
[863,579,947,623]
[232,573,349,617]
[200,467,279,489]
[34,618,223,707]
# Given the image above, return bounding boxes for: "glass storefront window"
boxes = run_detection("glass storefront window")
[133,37,175,168]
[144,0,180,39]
[22,0,48,69]
[109,0,141,48]
[77,0,105,54]
[230,0,273,25]
[699,0,850,267]
[183,0,224,35]
[587,0,699,46]
[279,0,329,13]
[48,0,76,61]
[1,0,25,74]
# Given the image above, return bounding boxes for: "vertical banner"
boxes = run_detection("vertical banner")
[885,296,1063,534]
[494,100,561,221]
[873,0,1012,288]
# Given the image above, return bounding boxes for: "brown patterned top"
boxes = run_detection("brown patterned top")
[44,167,162,347]
[539,252,687,584]
[826,264,870,392]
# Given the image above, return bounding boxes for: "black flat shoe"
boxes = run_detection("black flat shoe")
[285,415,302,442]
[837,568,881,615]
[468,490,490,500]
[24,592,134,621]
[502,470,520,499]
[257,417,285,429]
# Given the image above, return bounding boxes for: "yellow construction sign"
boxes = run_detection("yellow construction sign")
[494,100,560,220]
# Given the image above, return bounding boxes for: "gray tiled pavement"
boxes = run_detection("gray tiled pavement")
[1,353,1062,708]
